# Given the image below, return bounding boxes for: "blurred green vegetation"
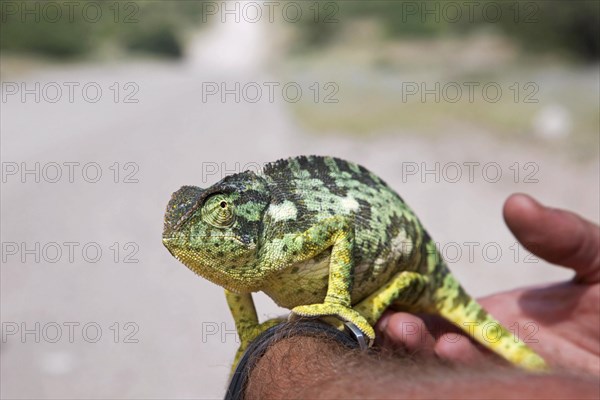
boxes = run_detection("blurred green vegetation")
[0,0,207,58]
[294,0,599,61]
[1,1,597,61]
[282,1,599,159]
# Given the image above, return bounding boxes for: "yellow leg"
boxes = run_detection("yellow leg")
[354,271,427,326]
[290,218,375,340]
[225,290,284,374]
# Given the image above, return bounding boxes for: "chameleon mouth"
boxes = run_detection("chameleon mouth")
[162,238,253,292]
[162,238,178,257]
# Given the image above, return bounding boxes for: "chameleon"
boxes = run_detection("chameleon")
[162,155,547,372]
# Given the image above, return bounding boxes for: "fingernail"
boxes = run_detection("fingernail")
[378,313,390,332]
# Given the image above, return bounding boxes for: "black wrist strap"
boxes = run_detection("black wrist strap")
[224,319,364,400]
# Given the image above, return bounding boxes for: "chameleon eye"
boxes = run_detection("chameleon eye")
[202,194,235,228]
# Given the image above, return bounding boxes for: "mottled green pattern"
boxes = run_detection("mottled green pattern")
[163,155,547,372]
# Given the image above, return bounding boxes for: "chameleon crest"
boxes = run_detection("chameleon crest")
[163,156,547,372]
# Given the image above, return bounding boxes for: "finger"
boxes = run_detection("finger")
[434,332,488,364]
[503,193,600,283]
[378,312,492,364]
[377,312,436,356]
[416,314,489,364]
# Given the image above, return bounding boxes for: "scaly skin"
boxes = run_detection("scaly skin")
[162,156,547,372]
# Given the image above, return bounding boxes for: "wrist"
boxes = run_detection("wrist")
[226,319,364,400]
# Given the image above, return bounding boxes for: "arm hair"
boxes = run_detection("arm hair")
[245,335,599,399]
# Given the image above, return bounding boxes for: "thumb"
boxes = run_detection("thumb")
[503,194,600,284]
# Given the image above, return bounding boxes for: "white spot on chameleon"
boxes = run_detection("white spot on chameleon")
[391,229,412,259]
[340,196,359,213]
[268,201,297,222]
[372,228,413,267]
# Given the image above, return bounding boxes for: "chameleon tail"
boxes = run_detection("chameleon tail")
[420,239,547,371]
[433,274,547,371]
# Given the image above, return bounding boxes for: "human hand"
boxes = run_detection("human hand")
[376,194,600,374]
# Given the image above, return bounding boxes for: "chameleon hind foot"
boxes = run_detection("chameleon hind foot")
[290,303,376,341]
[354,271,427,326]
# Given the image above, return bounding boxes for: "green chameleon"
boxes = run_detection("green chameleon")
[162,156,547,371]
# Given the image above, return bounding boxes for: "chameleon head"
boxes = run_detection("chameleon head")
[162,172,270,292]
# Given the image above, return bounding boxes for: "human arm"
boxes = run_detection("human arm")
[244,333,599,399]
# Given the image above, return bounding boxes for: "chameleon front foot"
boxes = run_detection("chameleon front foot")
[230,317,285,376]
[290,303,376,341]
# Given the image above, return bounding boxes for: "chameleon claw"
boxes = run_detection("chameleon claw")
[291,303,376,341]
